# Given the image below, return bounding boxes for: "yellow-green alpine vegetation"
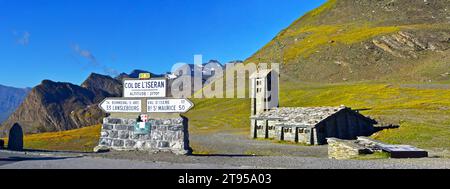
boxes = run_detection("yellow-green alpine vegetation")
[6,81,450,157]
[186,81,450,156]
[2,124,101,152]
[2,0,449,157]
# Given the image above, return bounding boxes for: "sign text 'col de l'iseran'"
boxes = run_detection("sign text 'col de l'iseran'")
[99,77,194,114]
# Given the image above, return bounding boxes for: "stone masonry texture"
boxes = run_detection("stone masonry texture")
[96,116,191,155]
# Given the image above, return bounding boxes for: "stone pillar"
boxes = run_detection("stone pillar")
[250,119,257,139]
[276,126,284,141]
[95,116,191,155]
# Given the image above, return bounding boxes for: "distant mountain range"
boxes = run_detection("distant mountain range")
[0,85,30,124]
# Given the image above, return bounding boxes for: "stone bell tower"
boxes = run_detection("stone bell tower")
[250,69,279,116]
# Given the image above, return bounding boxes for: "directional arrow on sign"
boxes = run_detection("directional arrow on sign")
[147,98,194,113]
[99,98,142,113]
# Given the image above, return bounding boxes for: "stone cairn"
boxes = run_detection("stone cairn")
[96,117,191,155]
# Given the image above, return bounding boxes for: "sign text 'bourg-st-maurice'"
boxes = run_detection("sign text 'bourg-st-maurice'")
[147,99,194,113]
[123,79,166,98]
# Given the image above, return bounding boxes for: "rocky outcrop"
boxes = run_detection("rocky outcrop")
[81,73,123,102]
[371,31,450,58]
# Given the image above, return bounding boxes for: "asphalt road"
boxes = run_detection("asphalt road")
[1,150,449,169]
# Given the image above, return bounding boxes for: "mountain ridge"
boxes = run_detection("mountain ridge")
[0,70,155,136]
[246,0,450,82]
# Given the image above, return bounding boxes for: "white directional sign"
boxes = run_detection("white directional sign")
[123,79,166,98]
[99,99,142,113]
[147,99,194,113]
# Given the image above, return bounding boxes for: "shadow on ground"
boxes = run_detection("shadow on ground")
[190,154,258,157]
[0,156,81,162]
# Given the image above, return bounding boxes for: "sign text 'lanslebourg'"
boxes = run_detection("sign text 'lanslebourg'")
[99,99,142,113]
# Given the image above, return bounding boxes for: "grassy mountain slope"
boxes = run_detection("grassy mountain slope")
[247,0,450,82]
[2,124,101,152]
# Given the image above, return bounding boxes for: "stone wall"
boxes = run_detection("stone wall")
[256,120,267,138]
[281,126,296,142]
[96,116,191,155]
[251,118,315,144]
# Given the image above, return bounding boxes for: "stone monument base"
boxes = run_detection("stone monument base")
[95,116,191,155]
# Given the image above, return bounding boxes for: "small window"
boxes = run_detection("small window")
[283,128,292,133]
[298,128,304,133]
[256,80,262,86]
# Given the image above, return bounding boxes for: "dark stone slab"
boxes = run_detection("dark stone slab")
[382,145,428,158]
[7,123,23,151]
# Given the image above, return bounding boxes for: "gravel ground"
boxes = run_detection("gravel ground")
[1,132,448,169]
[189,132,328,157]
[1,150,449,169]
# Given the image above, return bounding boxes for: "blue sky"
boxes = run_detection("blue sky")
[0,0,326,88]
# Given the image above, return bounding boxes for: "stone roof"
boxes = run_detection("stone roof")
[252,106,348,127]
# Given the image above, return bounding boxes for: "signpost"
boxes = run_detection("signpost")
[99,74,194,114]
[147,99,194,113]
[96,73,193,154]
[123,79,167,98]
